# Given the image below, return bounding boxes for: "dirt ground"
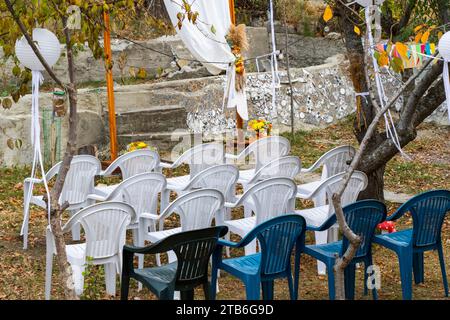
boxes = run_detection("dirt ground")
[0,119,449,300]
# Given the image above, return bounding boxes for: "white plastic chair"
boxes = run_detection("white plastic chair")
[139,189,224,264]
[160,143,224,211]
[220,177,298,255]
[298,145,356,207]
[22,155,101,249]
[45,201,135,299]
[225,136,291,185]
[240,156,301,218]
[87,172,167,247]
[94,149,160,198]
[295,171,368,274]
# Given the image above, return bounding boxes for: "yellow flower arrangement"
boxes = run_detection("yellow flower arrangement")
[126,141,153,152]
[248,119,272,135]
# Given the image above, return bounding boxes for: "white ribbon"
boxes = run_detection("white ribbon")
[443,60,450,121]
[222,64,249,120]
[24,70,52,229]
[365,6,410,160]
[269,0,281,110]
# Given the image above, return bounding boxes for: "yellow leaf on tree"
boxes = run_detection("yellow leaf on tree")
[414,32,423,44]
[414,25,424,33]
[438,31,444,40]
[354,26,361,35]
[323,5,333,22]
[395,42,408,59]
[421,31,430,44]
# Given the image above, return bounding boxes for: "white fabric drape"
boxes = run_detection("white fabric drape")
[163,0,248,120]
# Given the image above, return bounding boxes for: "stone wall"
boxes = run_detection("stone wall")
[0,54,358,166]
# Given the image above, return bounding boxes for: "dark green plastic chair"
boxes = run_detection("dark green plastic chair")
[121,226,228,300]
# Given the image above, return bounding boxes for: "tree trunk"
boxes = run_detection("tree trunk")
[357,165,385,201]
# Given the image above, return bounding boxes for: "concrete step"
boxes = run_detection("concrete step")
[117,130,194,154]
[109,105,188,135]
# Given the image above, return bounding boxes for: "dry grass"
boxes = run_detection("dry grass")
[0,118,449,300]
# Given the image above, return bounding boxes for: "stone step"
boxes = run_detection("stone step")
[118,130,194,154]
[110,105,188,135]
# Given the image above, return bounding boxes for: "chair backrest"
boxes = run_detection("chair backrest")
[247,156,301,184]
[62,202,134,260]
[316,145,355,180]
[173,143,224,178]
[164,189,224,231]
[161,226,228,287]
[247,215,306,276]
[241,177,297,225]
[245,136,291,172]
[106,149,160,180]
[56,155,101,206]
[107,173,167,223]
[400,190,450,248]
[340,200,387,259]
[186,164,239,202]
[322,171,368,211]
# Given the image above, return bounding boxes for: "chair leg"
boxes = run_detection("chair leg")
[314,231,328,275]
[105,263,116,296]
[22,205,30,250]
[327,263,335,300]
[413,252,424,284]
[261,280,274,300]
[120,274,130,300]
[287,274,296,300]
[210,267,219,300]
[245,278,261,300]
[344,264,356,300]
[398,249,413,300]
[437,244,449,297]
[180,289,194,300]
[203,282,211,300]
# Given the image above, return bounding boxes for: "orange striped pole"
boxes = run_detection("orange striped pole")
[103,10,118,160]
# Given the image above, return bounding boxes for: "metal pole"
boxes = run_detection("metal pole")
[103,10,118,160]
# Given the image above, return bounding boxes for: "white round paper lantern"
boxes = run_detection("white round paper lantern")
[438,31,450,61]
[356,0,385,7]
[15,28,61,71]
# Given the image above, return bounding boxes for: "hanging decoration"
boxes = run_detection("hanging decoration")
[438,31,450,121]
[16,28,61,230]
[364,5,409,159]
[226,24,249,93]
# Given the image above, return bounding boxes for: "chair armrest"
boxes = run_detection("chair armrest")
[140,212,160,221]
[224,201,239,208]
[159,162,175,169]
[87,194,107,202]
[217,239,242,248]
[24,177,43,184]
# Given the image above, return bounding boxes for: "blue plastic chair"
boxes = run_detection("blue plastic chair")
[211,215,306,300]
[373,189,450,300]
[303,200,387,300]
